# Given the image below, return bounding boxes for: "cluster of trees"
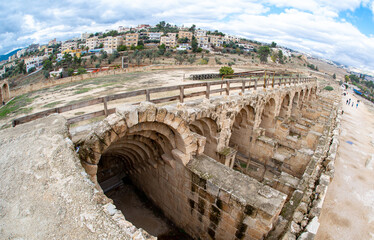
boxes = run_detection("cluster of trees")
[307,63,318,71]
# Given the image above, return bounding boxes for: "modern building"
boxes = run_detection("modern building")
[125,33,139,47]
[148,32,161,41]
[224,35,240,43]
[61,41,78,52]
[197,36,209,49]
[24,56,43,72]
[208,35,224,47]
[160,35,177,48]
[16,49,26,59]
[178,31,193,41]
[118,26,131,33]
[103,36,123,50]
[81,32,90,40]
[194,29,207,37]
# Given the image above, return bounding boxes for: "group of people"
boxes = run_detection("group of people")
[346,98,359,108]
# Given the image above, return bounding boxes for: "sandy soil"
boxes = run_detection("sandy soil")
[316,89,374,240]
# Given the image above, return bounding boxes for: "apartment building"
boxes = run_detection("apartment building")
[178,31,193,41]
[24,56,44,72]
[148,32,161,41]
[103,36,123,50]
[86,37,99,50]
[224,35,240,43]
[125,33,139,47]
[197,36,209,49]
[16,49,26,58]
[118,26,131,33]
[160,35,177,48]
[81,32,90,40]
[208,35,224,47]
[61,41,78,52]
[195,29,207,37]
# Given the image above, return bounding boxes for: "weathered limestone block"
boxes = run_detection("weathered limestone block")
[116,104,139,127]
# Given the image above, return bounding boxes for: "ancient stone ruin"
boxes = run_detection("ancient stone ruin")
[0,79,10,103]
[0,80,341,240]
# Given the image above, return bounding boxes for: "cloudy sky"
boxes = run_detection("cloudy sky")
[1,0,374,73]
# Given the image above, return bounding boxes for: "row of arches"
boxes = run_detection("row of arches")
[78,85,318,238]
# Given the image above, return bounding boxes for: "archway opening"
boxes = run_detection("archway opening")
[230,105,255,154]
[0,86,3,104]
[97,122,192,239]
[189,117,219,159]
[291,92,299,116]
[259,98,276,136]
[279,94,290,118]
[2,84,9,102]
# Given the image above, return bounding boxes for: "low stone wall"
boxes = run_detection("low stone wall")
[187,155,287,240]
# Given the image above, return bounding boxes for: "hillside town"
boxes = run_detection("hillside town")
[0,22,296,80]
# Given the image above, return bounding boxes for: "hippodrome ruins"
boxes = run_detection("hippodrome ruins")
[0,71,341,240]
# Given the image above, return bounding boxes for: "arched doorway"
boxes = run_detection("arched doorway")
[279,94,290,118]
[189,117,219,159]
[229,105,255,155]
[291,92,299,116]
[95,121,191,238]
[259,98,276,136]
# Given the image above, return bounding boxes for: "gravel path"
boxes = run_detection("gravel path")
[316,89,374,240]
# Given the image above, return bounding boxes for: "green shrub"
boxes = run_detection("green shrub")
[219,66,234,76]
[324,86,334,91]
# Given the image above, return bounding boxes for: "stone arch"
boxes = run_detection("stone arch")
[305,88,310,101]
[279,94,290,118]
[230,105,255,155]
[0,86,3,104]
[291,92,299,116]
[189,117,219,159]
[1,82,10,102]
[259,98,276,131]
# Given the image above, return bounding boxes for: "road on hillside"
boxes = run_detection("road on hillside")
[316,90,374,239]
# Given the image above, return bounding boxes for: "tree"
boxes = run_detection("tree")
[258,46,270,63]
[43,60,53,70]
[117,45,127,51]
[77,67,86,75]
[158,44,166,55]
[344,75,349,83]
[67,68,74,76]
[270,42,277,48]
[333,73,336,79]
[278,50,284,64]
[219,66,234,76]
[191,37,198,52]
[189,24,196,32]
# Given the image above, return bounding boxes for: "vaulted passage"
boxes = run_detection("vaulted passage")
[291,92,299,116]
[189,117,219,159]
[230,105,255,155]
[97,121,192,238]
[279,94,290,118]
[260,98,276,136]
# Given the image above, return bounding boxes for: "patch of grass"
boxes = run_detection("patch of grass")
[74,88,92,94]
[74,111,85,115]
[42,101,63,108]
[0,94,33,120]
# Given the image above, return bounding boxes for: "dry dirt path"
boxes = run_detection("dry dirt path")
[316,90,374,240]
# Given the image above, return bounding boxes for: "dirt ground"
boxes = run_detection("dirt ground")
[316,89,374,240]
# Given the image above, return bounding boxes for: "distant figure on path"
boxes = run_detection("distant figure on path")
[356,103,358,108]
[352,102,354,107]
[346,99,349,105]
